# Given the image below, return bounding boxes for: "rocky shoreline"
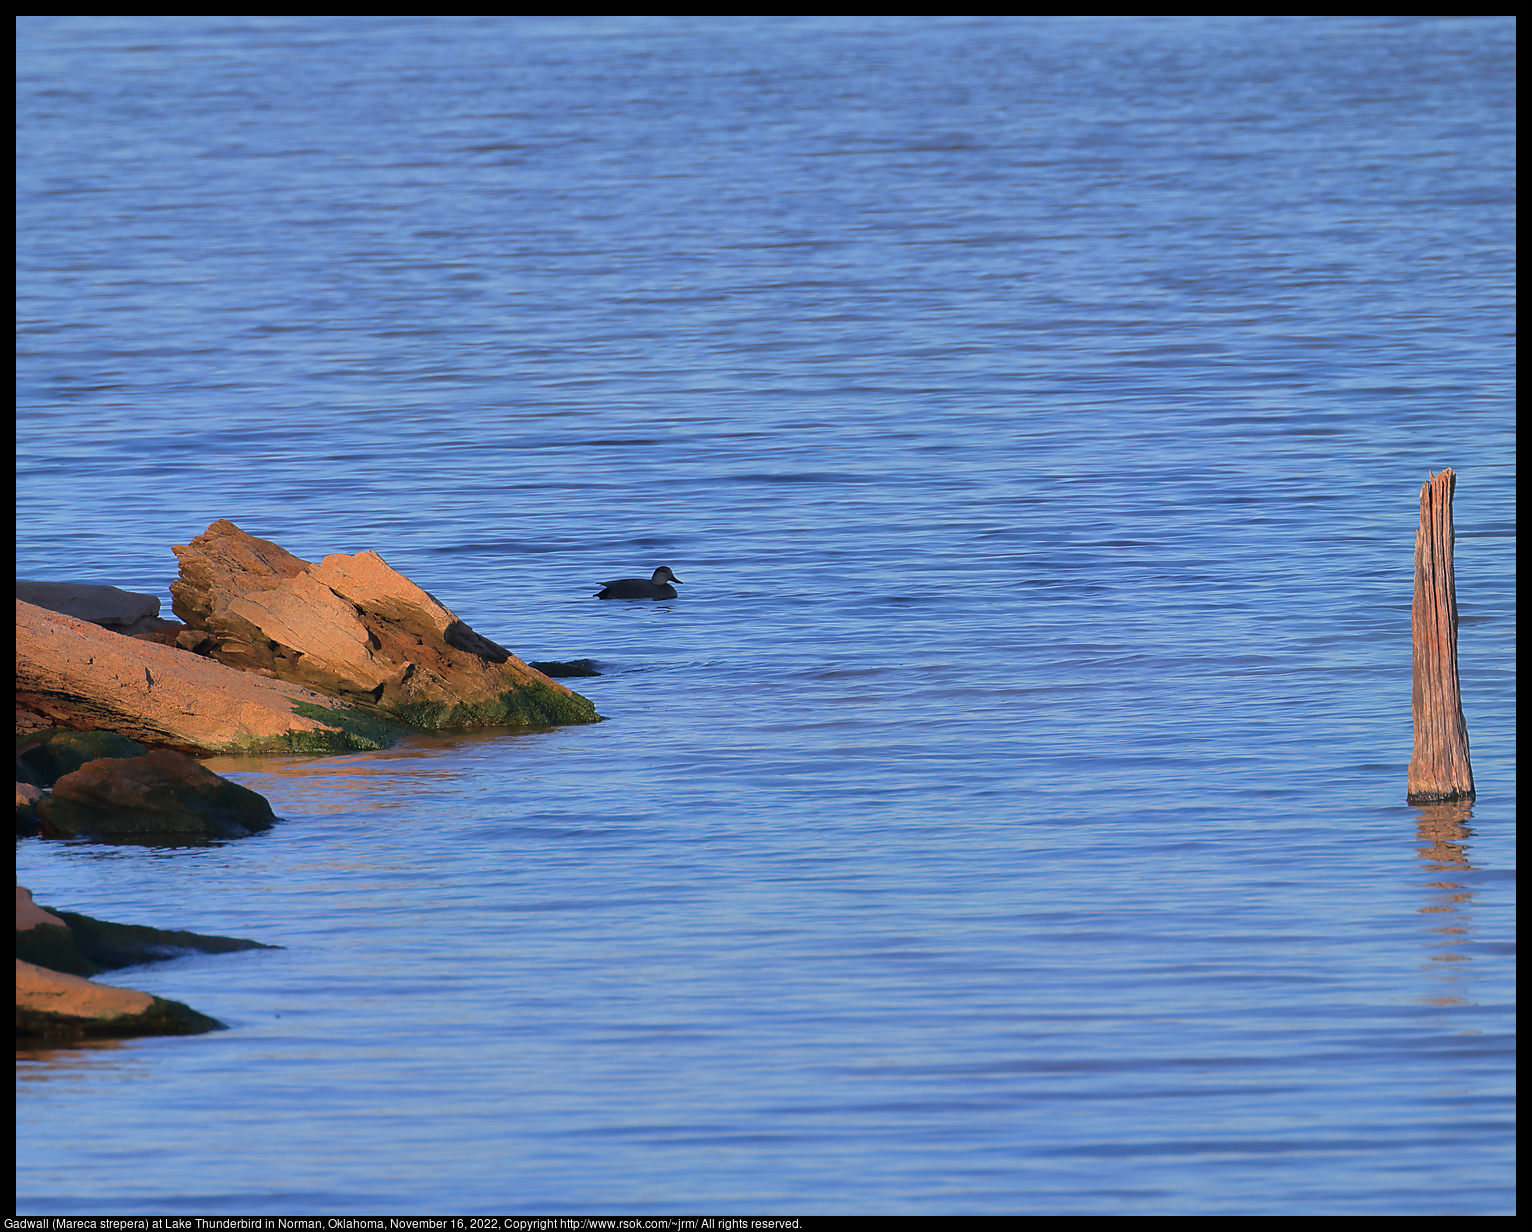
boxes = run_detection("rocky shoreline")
[16,886,273,1041]
[17,520,602,1041]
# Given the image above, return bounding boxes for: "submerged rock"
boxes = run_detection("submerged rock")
[15,887,281,977]
[170,519,600,729]
[37,749,279,840]
[529,659,602,678]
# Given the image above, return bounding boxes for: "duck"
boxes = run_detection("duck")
[594,566,684,600]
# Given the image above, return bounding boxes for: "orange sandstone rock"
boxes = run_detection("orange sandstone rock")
[16,958,223,1039]
[169,519,599,729]
[16,599,397,754]
[16,885,65,931]
[17,958,155,1017]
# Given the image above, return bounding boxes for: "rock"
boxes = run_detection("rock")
[15,704,54,736]
[16,959,225,1040]
[15,886,65,931]
[16,579,161,632]
[178,628,218,654]
[17,599,404,754]
[16,886,97,976]
[529,659,602,678]
[17,729,149,788]
[132,622,183,646]
[15,886,277,1040]
[50,908,281,967]
[117,616,182,638]
[16,886,281,976]
[37,749,279,839]
[170,519,601,729]
[131,623,219,656]
[16,782,47,837]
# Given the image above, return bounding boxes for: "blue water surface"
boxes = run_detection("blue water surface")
[16,16,1514,1216]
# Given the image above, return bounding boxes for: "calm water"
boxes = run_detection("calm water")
[15,16,1515,1216]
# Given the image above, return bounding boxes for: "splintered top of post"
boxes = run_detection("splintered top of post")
[1422,467,1456,496]
[1417,469,1457,544]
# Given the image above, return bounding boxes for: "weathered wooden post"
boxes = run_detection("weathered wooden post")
[1407,469,1475,804]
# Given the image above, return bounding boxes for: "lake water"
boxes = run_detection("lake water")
[15,16,1515,1216]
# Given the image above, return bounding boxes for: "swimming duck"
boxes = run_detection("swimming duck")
[594,566,683,600]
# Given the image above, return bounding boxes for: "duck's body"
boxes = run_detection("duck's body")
[595,566,683,600]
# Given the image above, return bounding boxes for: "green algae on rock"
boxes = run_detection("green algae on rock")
[392,680,602,731]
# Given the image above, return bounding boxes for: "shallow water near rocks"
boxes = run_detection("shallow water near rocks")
[16,16,1514,1215]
